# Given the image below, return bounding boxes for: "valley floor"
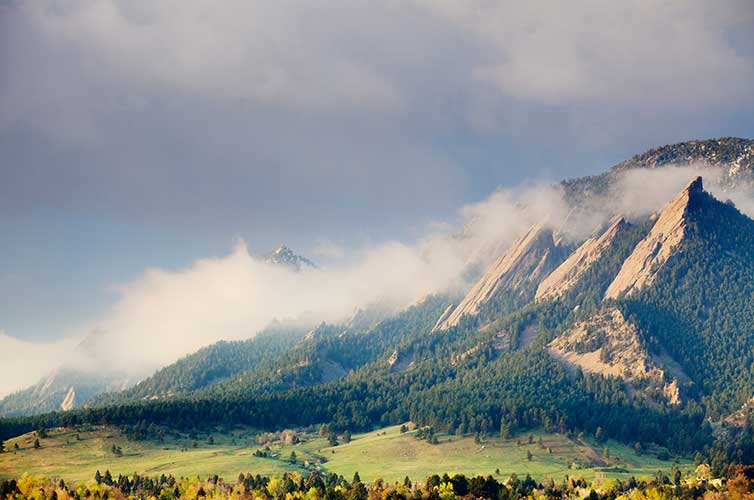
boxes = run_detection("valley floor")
[0,424,690,484]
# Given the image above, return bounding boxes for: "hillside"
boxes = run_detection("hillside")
[562,137,754,202]
[0,424,689,484]
[0,369,133,418]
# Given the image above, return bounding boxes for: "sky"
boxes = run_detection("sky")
[1,0,754,376]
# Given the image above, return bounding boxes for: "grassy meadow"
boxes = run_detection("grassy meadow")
[0,424,690,484]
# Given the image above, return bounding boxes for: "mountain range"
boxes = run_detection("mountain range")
[4,137,754,467]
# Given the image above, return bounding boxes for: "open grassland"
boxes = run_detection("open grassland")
[0,424,690,484]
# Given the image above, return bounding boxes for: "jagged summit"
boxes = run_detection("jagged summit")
[433,223,562,331]
[604,177,704,299]
[263,245,317,271]
[536,216,630,303]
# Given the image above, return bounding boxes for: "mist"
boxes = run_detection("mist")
[1,165,752,397]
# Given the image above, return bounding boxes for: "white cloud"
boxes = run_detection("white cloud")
[0,331,81,398]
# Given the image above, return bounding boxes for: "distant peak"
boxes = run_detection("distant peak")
[263,245,317,271]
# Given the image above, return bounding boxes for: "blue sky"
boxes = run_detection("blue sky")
[2,0,754,344]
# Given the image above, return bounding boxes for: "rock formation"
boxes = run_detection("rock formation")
[536,216,629,302]
[604,177,703,299]
[548,306,682,404]
[433,223,561,331]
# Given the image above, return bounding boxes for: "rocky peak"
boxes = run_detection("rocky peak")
[604,177,703,299]
[433,223,561,331]
[536,216,629,303]
[263,245,317,271]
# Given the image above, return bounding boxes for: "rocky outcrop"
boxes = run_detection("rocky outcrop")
[604,177,703,299]
[60,386,76,411]
[548,307,683,404]
[536,217,629,302]
[433,223,561,331]
[387,350,414,372]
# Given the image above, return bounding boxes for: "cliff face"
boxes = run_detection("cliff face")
[536,216,629,303]
[548,306,683,405]
[434,223,560,331]
[604,177,703,299]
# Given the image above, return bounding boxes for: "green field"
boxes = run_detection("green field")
[0,424,690,484]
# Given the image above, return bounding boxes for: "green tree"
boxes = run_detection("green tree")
[289,451,297,464]
[500,422,510,439]
[328,433,338,446]
[33,438,40,449]
[343,430,351,443]
[526,450,532,461]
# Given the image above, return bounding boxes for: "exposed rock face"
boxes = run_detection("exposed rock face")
[604,177,703,299]
[434,223,561,331]
[548,307,682,404]
[536,217,629,302]
[431,304,456,332]
[388,350,414,372]
[60,386,76,411]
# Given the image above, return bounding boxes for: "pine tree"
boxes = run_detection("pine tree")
[500,422,510,440]
[33,439,40,449]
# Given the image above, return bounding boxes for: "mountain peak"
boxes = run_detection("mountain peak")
[433,222,561,331]
[604,176,706,299]
[685,175,704,195]
[263,245,317,271]
[536,216,630,303]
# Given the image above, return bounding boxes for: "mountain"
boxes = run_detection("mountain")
[6,139,754,469]
[0,367,132,418]
[88,324,309,406]
[562,137,754,202]
[605,177,702,298]
[0,245,319,417]
[535,216,630,303]
[263,245,317,271]
[0,330,139,417]
[433,223,565,331]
